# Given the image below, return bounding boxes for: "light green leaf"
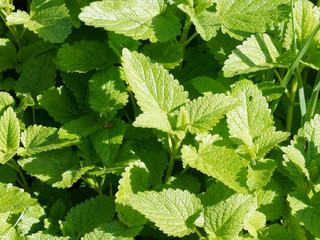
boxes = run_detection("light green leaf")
[284,0,320,50]
[0,92,14,115]
[244,211,266,238]
[177,93,237,134]
[204,193,256,239]
[0,107,19,164]
[181,141,249,194]
[129,189,203,237]
[58,115,103,139]
[223,34,283,78]
[79,0,168,42]
[65,195,115,236]
[18,125,79,157]
[0,38,17,72]
[88,67,128,120]
[6,0,72,43]
[81,221,142,240]
[107,31,141,57]
[247,159,277,191]
[91,119,126,167]
[121,49,188,113]
[0,183,36,214]
[299,113,320,147]
[54,41,117,73]
[258,81,285,102]
[26,233,71,240]
[141,41,183,69]
[18,148,88,188]
[116,160,150,203]
[288,191,320,238]
[14,54,56,98]
[16,204,45,236]
[152,14,181,42]
[258,224,296,240]
[39,86,83,124]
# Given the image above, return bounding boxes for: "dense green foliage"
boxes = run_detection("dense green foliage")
[1,0,320,239]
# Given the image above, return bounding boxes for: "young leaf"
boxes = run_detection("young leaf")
[177,93,237,134]
[223,34,283,77]
[258,224,296,239]
[204,193,257,239]
[181,141,249,194]
[0,92,14,114]
[0,107,19,164]
[0,183,36,214]
[244,211,266,238]
[88,67,128,120]
[18,125,79,157]
[79,0,176,42]
[0,38,17,72]
[90,118,126,167]
[6,0,72,43]
[65,195,115,236]
[18,149,89,188]
[129,189,203,237]
[39,86,83,124]
[54,41,117,73]
[14,54,57,98]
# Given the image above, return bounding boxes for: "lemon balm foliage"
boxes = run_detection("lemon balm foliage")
[1,0,320,239]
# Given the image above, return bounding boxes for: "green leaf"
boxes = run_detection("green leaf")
[227,80,288,158]
[6,0,72,43]
[181,140,249,194]
[284,0,320,50]
[223,34,283,77]
[287,191,320,237]
[18,148,88,188]
[0,107,19,164]
[26,233,71,240]
[0,38,17,72]
[0,183,36,214]
[121,49,188,113]
[107,31,141,57]
[39,86,83,124]
[141,41,183,69]
[58,115,103,139]
[65,0,92,28]
[258,81,285,102]
[129,189,203,237]
[88,67,128,120]
[16,204,45,236]
[299,113,320,147]
[191,76,228,95]
[244,211,266,238]
[65,195,115,236]
[14,54,56,98]
[152,13,181,42]
[54,41,117,73]
[258,224,296,240]
[177,93,237,134]
[0,164,17,184]
[18,125,79,157]
[91,119,126,167]
[79,0,168,42]
[247,159,277,191]
[204,193,256,239]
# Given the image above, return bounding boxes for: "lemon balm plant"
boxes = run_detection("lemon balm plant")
[1,0,320,239]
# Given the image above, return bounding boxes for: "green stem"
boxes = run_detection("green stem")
[286,77,298,132]
[184,32,198,47]
[270,21,320,113]
[7,161,29,192]
[127,85,137,117]
[164,134,180,183]
[305,70,320,122]
[195,228,203,238]
[32,108,36,125]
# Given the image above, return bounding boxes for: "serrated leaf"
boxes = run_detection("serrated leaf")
[6,0,72,43]
[65,0,92,28]
[182,141,249,194]
[88,67,128,120]
[300,113,320,147]
[258,81,285,102]
[258,224,295,240]
[0,183,36,214]
[54,41,117,73]
[39,86,83,124]
[14,54,56,98]
[0,38,17,72]
[58,115,103,139]
[287,191,320,237]
[26,233,71,240]
[0,107,19,164]
[107,31,141,57]
[18,148,88,188]
[18,125,78,157]
[16,204,45,236]
[204,193,256,239]
[177,93,237,134]
[284,0,320,50]
[121,49,188,113]
[247,159,277,191]
[0,164,17,183]
[65,195,115,236]
[129,189,202,237]
[81,221,142,240]
[152,13,181,42]
[244,211,266,238]
[91,119,126,167]
[223,34,283,77]
[0,92,14,114]
[79,0,168,42]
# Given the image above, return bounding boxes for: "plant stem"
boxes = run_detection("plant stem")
[305,70,320,122]
[195,229,203,238]
[127,85,137,116]
[286,77,298,132]
[7,161,29,192]
[296,66,306,123]
[184,32,198,47]
[164,134,180,183]
[32,108,36,125]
